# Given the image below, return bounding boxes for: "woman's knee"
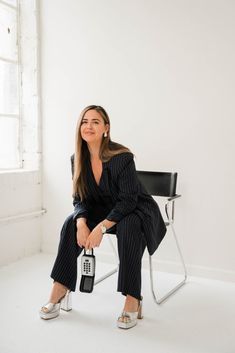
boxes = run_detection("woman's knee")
[117,213,141,229]
[64,213,75,225]
[116,213,143,241]
[60,213,76,241]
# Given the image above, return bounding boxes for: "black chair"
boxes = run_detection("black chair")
[136,171,187,304]
[94,171,187,305]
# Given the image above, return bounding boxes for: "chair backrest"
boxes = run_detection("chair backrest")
[136,171,177,197]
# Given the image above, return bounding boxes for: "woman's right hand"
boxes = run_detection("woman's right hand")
[76,218,90,248]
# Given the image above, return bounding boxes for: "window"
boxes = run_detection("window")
[0,0,21,169]
[0,0,40,171]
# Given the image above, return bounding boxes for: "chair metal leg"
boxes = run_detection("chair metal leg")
[149,221,187,304]
[94,266,119,285]
[94,235,119,286]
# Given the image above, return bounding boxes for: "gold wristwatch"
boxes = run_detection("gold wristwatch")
[100,223,107,235]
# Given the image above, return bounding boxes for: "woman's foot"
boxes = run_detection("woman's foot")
[39,282,72,320]
[117,295,143,329]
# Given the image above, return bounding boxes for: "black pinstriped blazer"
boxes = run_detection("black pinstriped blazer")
[71,152,167,256]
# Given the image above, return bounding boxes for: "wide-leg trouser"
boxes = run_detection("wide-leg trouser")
[50,212,146,300]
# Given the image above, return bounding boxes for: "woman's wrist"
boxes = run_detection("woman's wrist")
[99,219,116,231]
[76,217,87,227]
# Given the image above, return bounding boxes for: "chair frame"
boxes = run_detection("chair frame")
[149,193,187,304]
[94,171,187,305]
[94,235,119,286]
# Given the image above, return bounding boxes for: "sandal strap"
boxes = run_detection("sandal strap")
[119,311,138,321]
[41,302,60,312]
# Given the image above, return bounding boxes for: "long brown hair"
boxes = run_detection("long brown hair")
[72,105,132,200]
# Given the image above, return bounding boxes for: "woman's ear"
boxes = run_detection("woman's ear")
[105,123,109,134]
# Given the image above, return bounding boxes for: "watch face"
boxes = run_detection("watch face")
[101,225,106,233]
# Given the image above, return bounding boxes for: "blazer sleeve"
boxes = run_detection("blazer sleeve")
[106,153,139,222]
[70,154,89,221]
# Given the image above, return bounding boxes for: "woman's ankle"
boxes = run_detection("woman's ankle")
[123,295,139,312]
[49,282,68,303]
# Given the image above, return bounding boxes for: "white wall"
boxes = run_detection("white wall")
[0,170,42,266]
[0,0,42,266]
[40,0,235,281]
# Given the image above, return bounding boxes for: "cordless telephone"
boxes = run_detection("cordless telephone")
[79,249,96,293]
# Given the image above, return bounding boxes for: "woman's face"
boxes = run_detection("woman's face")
[80,109,109,144]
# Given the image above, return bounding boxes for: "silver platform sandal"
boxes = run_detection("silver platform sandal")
[39,290,72,320]
[117,296,143,329]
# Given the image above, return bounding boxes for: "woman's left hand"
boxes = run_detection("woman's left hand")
[85,225,103,250]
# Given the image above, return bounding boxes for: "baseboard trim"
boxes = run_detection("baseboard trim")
[96,250,235,283]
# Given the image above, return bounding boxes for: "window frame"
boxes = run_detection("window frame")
[0,0,22,170]
[0,0,40,172]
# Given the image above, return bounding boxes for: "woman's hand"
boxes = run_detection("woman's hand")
[76,219,90,248]
[85,225,103,250]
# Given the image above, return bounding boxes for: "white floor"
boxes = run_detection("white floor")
[0,253,234,353]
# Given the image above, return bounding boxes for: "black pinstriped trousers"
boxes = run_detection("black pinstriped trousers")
[50,213,146,300]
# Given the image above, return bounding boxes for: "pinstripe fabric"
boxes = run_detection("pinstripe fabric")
[50,151,166,300]
[71,152,167,255]
[115,213,146,299]
[50,211,146,299]
[50,214,83,292]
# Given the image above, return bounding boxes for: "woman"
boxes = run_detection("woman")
[39,105,167,329]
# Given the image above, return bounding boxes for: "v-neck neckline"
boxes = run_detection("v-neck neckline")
[88,156,105,188]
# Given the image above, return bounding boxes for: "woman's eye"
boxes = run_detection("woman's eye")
[81,121,99,125]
